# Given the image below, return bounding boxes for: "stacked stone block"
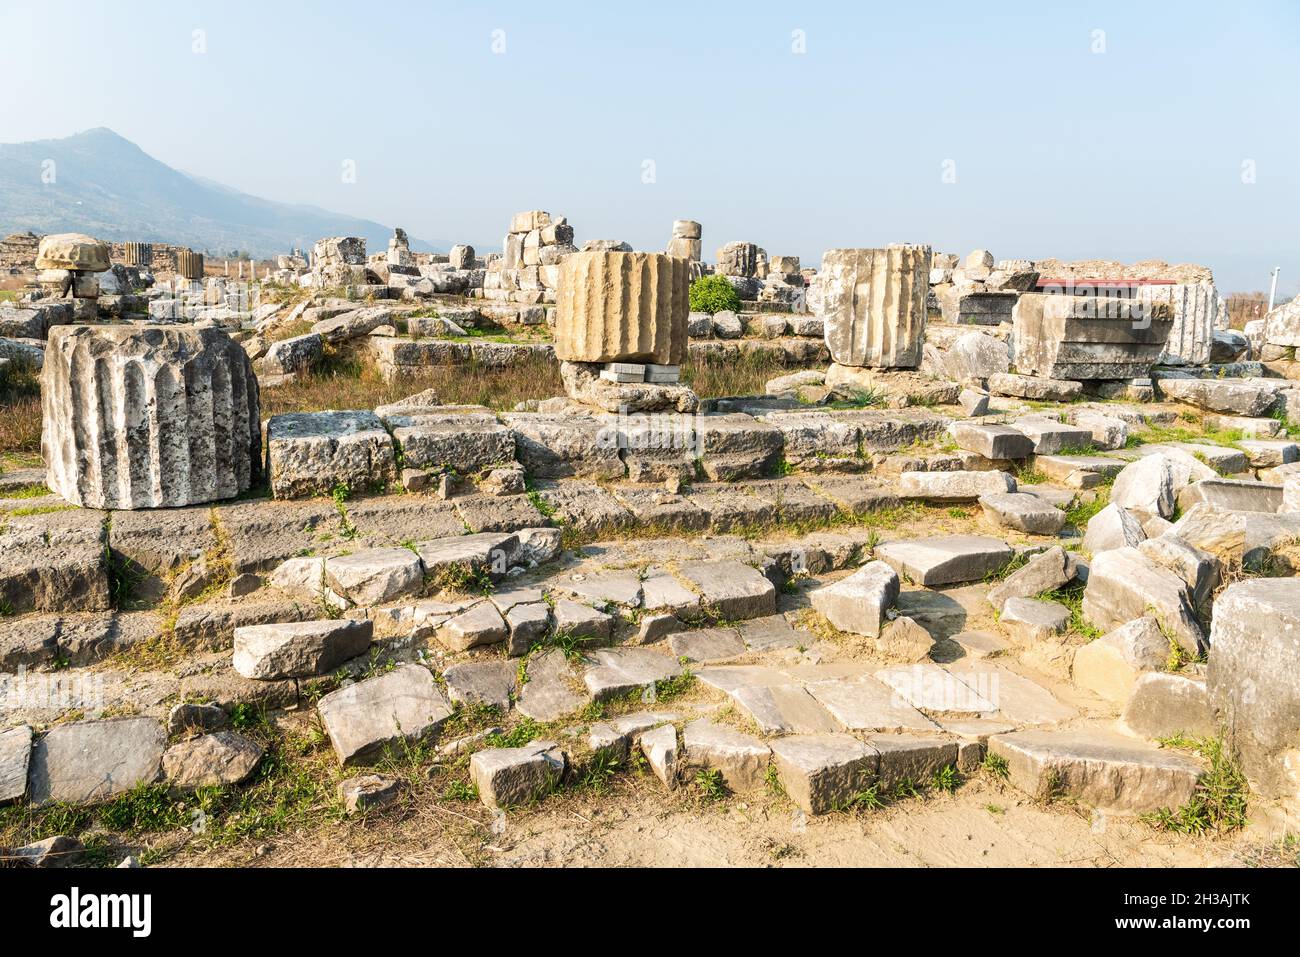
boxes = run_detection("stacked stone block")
[483,210,577,306]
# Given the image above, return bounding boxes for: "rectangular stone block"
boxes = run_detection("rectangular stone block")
[266,411,396,499]
[1012,293,1173,380]
[821,245,930,369]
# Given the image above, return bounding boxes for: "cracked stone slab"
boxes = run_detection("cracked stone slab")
[875,535,1012,586]
[677,560,777,620]
[669,627,746,663]
[770,733,878,815]
[731,683,841,734]
[682,718,772,791]
[317,664,453,766]
[988,728,1203,814]
[946,660,1078,725]
[443,660,517,712]
[805,675,941,732]
[516,648,588,721]
[27,717,165,806]
[583,648,683,701]
[874,663,999,716]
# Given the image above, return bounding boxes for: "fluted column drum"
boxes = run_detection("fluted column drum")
[821,244,931,369]
[176,250,205,280]
[554,251,689,364]
[42,325,261,509]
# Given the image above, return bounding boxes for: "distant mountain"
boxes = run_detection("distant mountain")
[0,127,447,259]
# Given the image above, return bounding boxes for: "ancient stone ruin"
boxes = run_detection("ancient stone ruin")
[41,325,261,508]
[3,211,1300,873]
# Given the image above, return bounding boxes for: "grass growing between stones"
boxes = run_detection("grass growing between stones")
[1036,581,1103,641]
[0,356,41,456]
[260,353,565,416]
[1145,737,1249,835]
[681,349,806,398]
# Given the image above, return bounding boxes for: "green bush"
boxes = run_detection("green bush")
[689,274,741,315]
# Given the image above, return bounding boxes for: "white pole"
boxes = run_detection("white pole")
[1268,267,1280,311]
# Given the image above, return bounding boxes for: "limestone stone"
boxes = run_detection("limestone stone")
[1010,417,1092,455]
[668,627,746,662]
[937,331,1010,382]
[560,360,699,413]
[1157,376,1280,417]
[385,407,514,475]
[640,723,679,789]
[987,372,1083,402]
[167,702,228,738]
[959,388,990,416]
[325,548,423,606]
[875,535,1013,585]
[338,774,402,814]
[1237,438,1298,467]
[1138,535,1220,610]
[1083,502,1146,554]
[10,835,84,867]
[583,647,683,701]
[999,597,1070,643]
[266,411,395,499]
[876,615,937,661]
[1148,281,1220,365]
[682,719,771,791]
[821,245,930,369]
[677,560,777,620]
[1207,578,1300,797]
[554,251,689,364]
[1167,502,1300,571]
[979,492,1065,535]
[898,470,1016,502]
[36,232,110,272]
[986,545,1074,611]
[442,660,516,711]
[233,618,372,679]
[435,601,509,651]
[1011,292,1172,379]
[0,725,32,804]
[1082,547,1203,655]
[803,674,938,731]
[552,598,614,643]
[1072,617,1167,704]
[257,332,323,375]
[869,734,961,790]
[42,325,260,508]
[162,731,264,789]
[715,241,759,277]
[470,741,567,809]
[516,648,587,721]
[951,423,1033,460]
[1122,672,1216,740]
[28,717,165,806]
[503,413,623,480]
[695,414,784,481]
[988,729,1202,813]
[1112,453,1176,519]
[1263,294,1300,346]
[317,664,453,766]
[1070,410,1129,450]
[771,733,878,815]
[809,560,899,638]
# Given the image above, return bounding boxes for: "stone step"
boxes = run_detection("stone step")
[988,729,1204,814]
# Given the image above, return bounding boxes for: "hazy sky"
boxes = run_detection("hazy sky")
[2,0,1297,294]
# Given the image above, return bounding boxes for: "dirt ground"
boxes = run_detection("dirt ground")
[174,765,1295,869]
